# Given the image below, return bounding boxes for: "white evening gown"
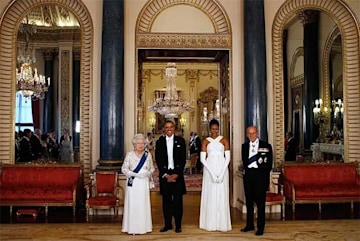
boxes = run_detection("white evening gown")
[199,136,232,231]
[121,151,154,234]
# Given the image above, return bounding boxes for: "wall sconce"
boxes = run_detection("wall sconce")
[180,117,186,128]
[313,98,330,143]
[149,117,156,134]
[179,117,186,133]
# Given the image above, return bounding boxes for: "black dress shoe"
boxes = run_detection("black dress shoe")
[240,226,255,232]
[255,230,264,236]
[175,228,182,233]
[160,227,172,232]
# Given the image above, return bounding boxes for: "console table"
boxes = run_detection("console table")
[311,143,344,161]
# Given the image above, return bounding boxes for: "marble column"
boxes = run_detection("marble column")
[99,0,124,170]
[72,50,80,148]
[298,10,319,148]
[283,30,290,133]
[244,0,268,141]
[42,49,55,134]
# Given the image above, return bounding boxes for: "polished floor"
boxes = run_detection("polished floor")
[1,192,360,241]
[1,191,359,224]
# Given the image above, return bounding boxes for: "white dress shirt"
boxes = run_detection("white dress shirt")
[248,138,259,168]
[166,135,174,169]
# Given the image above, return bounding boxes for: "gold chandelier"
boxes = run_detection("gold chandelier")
[16,21,50,100]
[147,63,194,118]
[16,62,50,99]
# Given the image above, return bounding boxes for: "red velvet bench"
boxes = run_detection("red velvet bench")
[282,163,360,213]
[0,164,81,216]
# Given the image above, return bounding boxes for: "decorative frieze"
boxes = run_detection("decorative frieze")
[136,34,231,48]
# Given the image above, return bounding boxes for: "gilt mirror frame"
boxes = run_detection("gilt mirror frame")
[0,0,93,179]
[272,0,360,166]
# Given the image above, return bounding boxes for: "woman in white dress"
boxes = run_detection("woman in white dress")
[121,133,155,235]
[199,119,231,231]
[59,131,74,162]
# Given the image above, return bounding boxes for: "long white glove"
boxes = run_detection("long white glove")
[200,152,217,182]
[217,150,231,183]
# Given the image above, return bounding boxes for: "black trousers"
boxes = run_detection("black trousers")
[243,169,269,231]
[161,171,184,229]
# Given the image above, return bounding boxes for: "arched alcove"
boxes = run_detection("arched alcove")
[272,0,360,165]
[0,0,93,179]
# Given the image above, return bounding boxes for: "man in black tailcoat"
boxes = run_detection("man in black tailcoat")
[241,126,273,236]
[155,120,187,233]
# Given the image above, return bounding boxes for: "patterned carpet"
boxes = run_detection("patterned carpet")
[152,167,202,192]
[1,220,360,241]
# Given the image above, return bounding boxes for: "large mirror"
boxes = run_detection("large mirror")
[283,10,344,162]
[15,5,81,164]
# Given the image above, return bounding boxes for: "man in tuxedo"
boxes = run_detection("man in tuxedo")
[241,126,273,236]
[155,120,187,233]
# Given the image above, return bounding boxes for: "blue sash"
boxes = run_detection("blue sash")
[127,151,148,187]
[248,154,257,164]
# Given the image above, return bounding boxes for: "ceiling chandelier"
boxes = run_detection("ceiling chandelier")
[147,62,194,118]
[16,20,50,100]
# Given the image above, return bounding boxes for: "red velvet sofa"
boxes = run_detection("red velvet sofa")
[282,163,360,213]
[0,164,81,216]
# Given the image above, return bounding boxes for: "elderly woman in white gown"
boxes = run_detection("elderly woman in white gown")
[121,133,155,235]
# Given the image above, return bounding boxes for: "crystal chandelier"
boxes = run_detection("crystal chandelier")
[147,63,194,118]
[16,21,50,100]
[16,62,50,99]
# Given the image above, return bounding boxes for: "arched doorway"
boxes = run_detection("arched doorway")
[134,0,233,194]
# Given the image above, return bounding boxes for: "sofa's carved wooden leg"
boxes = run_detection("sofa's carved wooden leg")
[45,206,48,216]
[282,204,285,220]
[86,207,89,222]
[292,202,295,213]
[9,206,12,216]
[318,202,321,213]
[73,206,76,216]
[351,202,354,213]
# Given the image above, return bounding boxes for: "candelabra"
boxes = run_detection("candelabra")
[330,99,344,143]
[332,99,344,125]
[313,98,330,143]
